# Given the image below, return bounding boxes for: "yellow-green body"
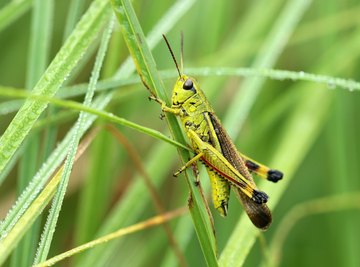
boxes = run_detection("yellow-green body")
[157,74,273,229]
[170,76,230,216]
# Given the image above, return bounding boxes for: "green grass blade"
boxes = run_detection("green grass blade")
[111,1,218,266]
[0,0,111,176]
[0,169,61,265]
[1,66,357,116]
[184,68,360,92]
[0,4,195,258]
[0,86,188,150]
[11,0,54,266]
[0,94,112,241]
[33,19,114,264]
[76,1,197,264]
[73,130,115,248]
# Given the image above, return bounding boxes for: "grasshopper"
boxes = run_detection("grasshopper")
[151,35,283,230]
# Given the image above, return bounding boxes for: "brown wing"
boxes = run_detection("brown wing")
[207,112,271,230]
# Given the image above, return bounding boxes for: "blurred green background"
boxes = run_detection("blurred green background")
[0,0,359,266]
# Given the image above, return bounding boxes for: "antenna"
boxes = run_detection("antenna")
[180,31,184,74]
[162,34,181,78]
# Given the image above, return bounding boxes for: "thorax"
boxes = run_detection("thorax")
[173,94,214,144]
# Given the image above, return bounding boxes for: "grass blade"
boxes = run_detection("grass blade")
[11,0,54,266]
[0,94,112,242]
[33,18,114,264]
[111,0,218,266]
[0,0,111,175]
[0,133,94,265]
[0,168,62,265]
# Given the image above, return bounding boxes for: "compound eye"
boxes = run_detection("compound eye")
[183,79,193,90]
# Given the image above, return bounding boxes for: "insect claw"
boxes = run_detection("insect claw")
[221,201,228,216]
[159,113,165,120]
[252,190,269,204]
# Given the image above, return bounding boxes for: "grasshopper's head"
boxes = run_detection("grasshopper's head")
[172,74,198,105]
[162,34,200,106]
